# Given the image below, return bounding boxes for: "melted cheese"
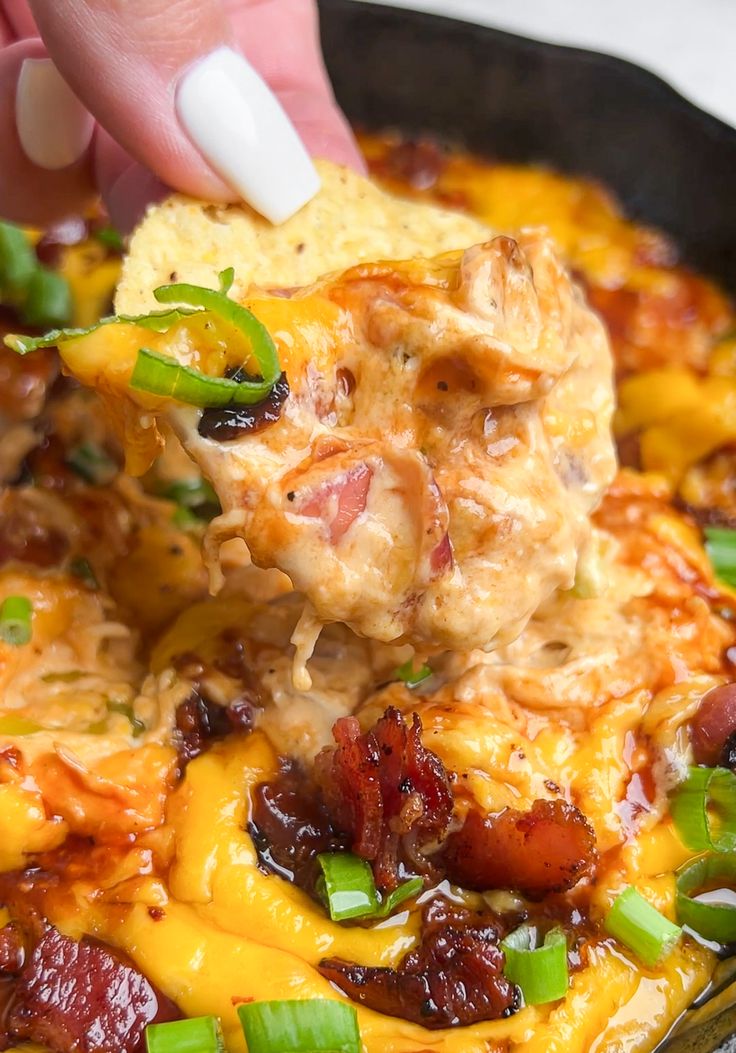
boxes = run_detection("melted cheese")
[0,148,733,1053]
[54,223,616,669]
[28,733,712,1053]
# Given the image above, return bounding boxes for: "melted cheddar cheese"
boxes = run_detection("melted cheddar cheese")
[0,138,733,1053]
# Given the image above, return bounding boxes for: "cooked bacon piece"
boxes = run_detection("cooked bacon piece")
[314,708,453,891]
[442,800,597,899]
[691,684,736,768]
[0,490,68,568]
[429,533,453,574]
[3,925,179,1053]
[251,764,346,890]
[175,690,256,767]
[377,139,447,191]
[319,898,518,1028]
[0,925,24,974]
[0,346,57,424]
[297,462,373,543]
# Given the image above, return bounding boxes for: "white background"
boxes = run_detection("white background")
[353,0,736,129]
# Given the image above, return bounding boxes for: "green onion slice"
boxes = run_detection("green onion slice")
[69,556,99,589]
[0,221,72,328]
[501,925,568,1005]
[0,221,36,296]
[318,853,379,921]
[317,853,423,922]
[5,306,197,355]
[705,527,736,588]
[94,225,124,252]
[238,999,360,1053]
[66,443,118,485]
[0,596,32,646]
[130,277,280,406]
[395,659,432,689]
[5,269,282,410]
[21,267,73,328]
[670,766,736,854]
[374,875,424,918]
[676,852,736,943]
[130,346,275,408]
[604,886,682,966]
[159,477,219,512]
[146,1015,224,1053]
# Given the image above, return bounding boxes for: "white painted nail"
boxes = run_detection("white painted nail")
[15,58,94,171]
[176,46,320,225]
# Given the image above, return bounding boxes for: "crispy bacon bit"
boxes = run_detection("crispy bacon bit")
[297,462,373,543]
[174,691,255,767]
[315,708,453,891]
[380,140,447,191]
[0,501,68,568]
[250,764,345,891]
[197,373,290,441]
[691,684,736,769]
[319,898,519,1028]
[3,925,179,1053]
[442,800,597,900]
[0,346,57,424]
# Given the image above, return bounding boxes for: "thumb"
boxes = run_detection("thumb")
[28,0,320,223]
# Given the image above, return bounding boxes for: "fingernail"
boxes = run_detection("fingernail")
[176,46,320,224]
[15,58,94,170]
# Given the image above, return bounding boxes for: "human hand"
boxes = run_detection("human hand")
[0,0,364,229]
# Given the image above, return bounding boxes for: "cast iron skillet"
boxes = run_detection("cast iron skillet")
[317,3,736,1051]
[318,0,736,292]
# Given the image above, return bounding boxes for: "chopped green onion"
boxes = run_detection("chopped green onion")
[21,267,73,328]
[3,270,282,410]
[218,267,235,294]
[0,596,32,646]
[670,766,736,853]
[317,853,423,922]
[374,875,424,918]
[501,925,568,1005]
[159,477,219,512]
[131,346,276,407]
[163,479,220,527]
[66,443,117,485]
[705,527,736,588]
[676,852,736,943]
[238,999,360,1053]
[4,307,199,356]
[145,1015,224,1053]
[129,274,280,407]
[69,556,98,590]
[172,506,199,530]
[318,853,379,921]
[0,221,36,296]
[396,659,432,689]
[94,225,124,253]
[604,887,682,966]
[107,700,145,737]
[0,222,72,328]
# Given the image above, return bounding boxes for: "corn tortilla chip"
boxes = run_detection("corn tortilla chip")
[115,160,490,313]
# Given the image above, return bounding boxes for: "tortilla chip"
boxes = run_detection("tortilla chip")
[115,160,490,313]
